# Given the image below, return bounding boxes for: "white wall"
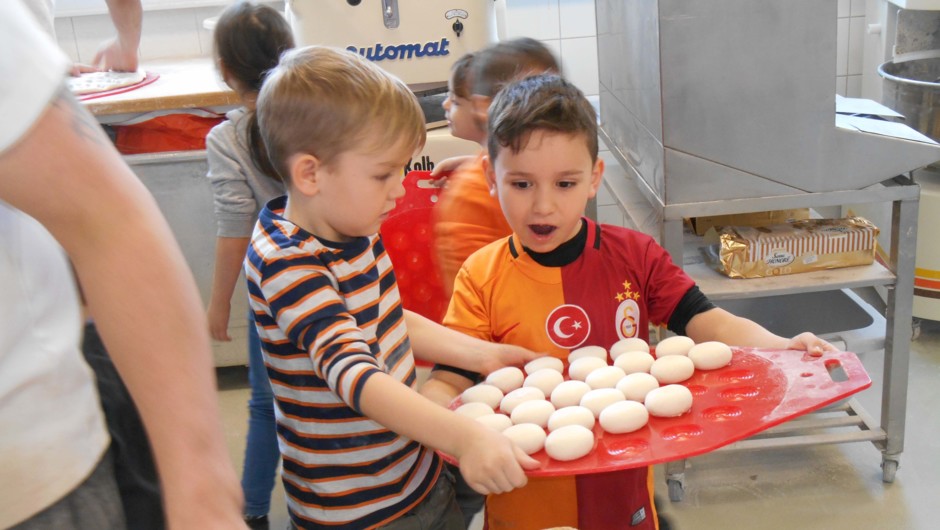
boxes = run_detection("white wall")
[837,0,869,97]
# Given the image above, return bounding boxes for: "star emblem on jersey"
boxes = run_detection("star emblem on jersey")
[545,304,591,349]
[615,278,641,303]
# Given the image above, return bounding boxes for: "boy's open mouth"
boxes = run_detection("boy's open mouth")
[529,224,556,236]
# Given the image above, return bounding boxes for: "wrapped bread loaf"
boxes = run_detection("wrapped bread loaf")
[716,217,878,279]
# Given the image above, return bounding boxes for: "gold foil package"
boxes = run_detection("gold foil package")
[715,217,879,279]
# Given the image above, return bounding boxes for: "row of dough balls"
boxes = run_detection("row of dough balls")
[455,337,733,461]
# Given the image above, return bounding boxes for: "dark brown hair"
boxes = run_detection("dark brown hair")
[471,37,560,98]
[449,52,475,99]
[214,1,294,182]
[487,74,598,162]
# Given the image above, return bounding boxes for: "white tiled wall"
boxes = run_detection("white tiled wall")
[836,0,867,97]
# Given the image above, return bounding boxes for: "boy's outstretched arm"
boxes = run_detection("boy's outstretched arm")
[420,368,477,407]
[359,372,539,494]
[685,307,836,355]
[405,310,544,374]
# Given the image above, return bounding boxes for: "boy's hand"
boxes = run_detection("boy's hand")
[429,155,473,181]
[478,344,545,376]
[456,425,540,494]
[785,332,837,357]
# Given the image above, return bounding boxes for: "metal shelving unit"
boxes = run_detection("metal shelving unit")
[599,143,919,500]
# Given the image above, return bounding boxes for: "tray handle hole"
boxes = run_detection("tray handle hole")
[824,359,848,382]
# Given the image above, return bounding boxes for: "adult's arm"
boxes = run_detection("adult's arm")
[0,88,245,529]
[93,0,142,72]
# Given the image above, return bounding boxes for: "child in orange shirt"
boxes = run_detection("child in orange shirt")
[433,38,559,297]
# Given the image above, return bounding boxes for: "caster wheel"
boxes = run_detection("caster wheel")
[912,319,922,342]
[881,458,899,483]
[667,478,684,502]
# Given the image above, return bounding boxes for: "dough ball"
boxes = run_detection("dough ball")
[609,338,650,359]
[486,366,525,394]
[615,372,660,402]
[524,369,565,397]
[460,384,504,410]
[613,350,656,375]
[585,365,627,390]
[650,355,695,384]
[545,425,595,461]
[525,356,564,375]
[503,423,547,455]
[547,405,596,432]
[455,402,494,419]
[644,384,694,417]
[550,380,592,409]
[599,400,650,434]
[500,386,545,415]
[475,413,513,432]
[568,345,608,364]
[654,335,695,357]
[688,341,733,370]
[510,399,556,428]
[580,388,626,417]
[568,357,608,382]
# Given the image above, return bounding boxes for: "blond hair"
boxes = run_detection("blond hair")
[256,46,426,182]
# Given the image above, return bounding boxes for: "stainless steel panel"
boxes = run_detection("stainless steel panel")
[663,148,802,204]
[126,151,250,367]
[597,0,663,196]
[658,0,836,193]
[597,0,940,204]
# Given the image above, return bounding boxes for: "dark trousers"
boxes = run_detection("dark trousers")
[82,322,166,530]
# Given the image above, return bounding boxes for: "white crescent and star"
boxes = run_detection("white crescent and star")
[553,316,584,338]
[553,316,573,338]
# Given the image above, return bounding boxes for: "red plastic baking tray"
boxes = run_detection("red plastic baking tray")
[445,347,871,476]
[381,170,447,323]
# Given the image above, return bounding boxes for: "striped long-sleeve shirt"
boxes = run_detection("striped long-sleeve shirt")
[245,196,441,529]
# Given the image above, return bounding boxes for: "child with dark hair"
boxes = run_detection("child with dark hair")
[433,38,561,298]
[204,2,294,527]
[424,74,835,530]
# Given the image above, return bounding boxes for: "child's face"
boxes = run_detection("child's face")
[443,84,484,144]
[485,129,603,254]
[303,140,412,242]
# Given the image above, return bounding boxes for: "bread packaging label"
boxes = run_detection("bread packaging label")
[716,217,879,279]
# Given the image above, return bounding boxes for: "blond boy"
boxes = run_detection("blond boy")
[247,46,540,529]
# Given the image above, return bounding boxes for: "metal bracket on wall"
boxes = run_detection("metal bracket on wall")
[382,0,399,29]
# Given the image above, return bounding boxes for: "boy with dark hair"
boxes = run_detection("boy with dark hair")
[422,74,834,530]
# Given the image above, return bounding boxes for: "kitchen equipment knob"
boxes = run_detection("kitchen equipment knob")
[453,19,464,37]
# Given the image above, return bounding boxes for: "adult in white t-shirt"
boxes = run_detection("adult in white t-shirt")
[0,2,246,528]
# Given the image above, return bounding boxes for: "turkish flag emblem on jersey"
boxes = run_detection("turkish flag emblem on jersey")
[545,304,591,350]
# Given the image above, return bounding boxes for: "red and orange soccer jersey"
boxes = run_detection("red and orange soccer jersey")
[445,218,694,530]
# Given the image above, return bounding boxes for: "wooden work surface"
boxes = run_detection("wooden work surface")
[84,57,238,117]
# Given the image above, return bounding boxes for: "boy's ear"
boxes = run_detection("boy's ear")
[587,157,605,199]
[482,155,498,197]
[286,153,322,197]
[470,94,491,129]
